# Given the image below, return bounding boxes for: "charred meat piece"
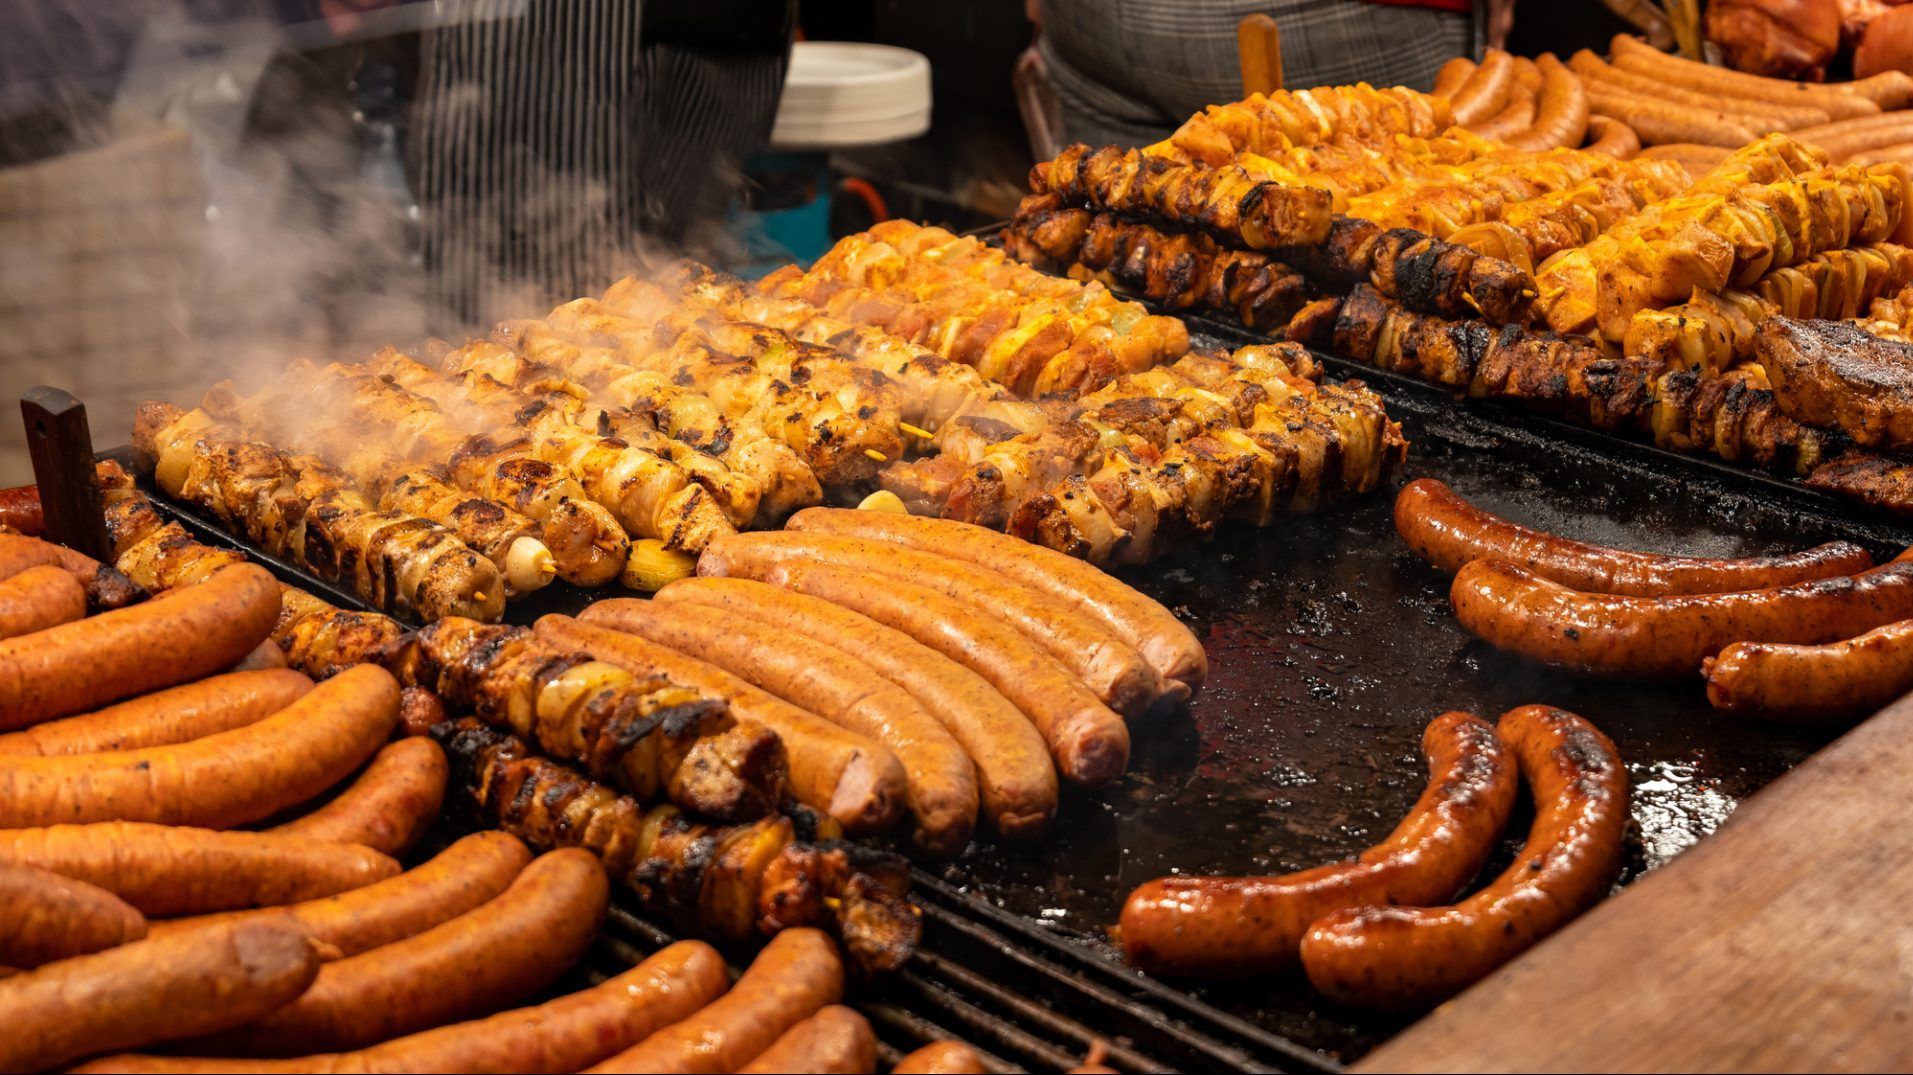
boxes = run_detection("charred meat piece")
[1759,317,1913,451]
[1032,143,1335,250]
[1805,451,1913,513]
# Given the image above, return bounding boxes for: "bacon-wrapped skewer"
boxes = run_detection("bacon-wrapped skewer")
[435,718,921,975]
[1033,143,1335,250]
[391,616,787,823]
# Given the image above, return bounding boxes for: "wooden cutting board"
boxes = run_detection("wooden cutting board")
[1356,692,1913,1073]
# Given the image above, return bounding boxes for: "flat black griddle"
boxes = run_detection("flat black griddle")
[120,311,1913,1068]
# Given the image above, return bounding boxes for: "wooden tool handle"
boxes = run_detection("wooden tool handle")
[1238,13,1283,97]
[20,387,111,562]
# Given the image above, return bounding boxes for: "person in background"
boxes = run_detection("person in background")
[1032,0,1519,147]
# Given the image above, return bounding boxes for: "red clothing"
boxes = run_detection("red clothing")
[1363,0,1472,12]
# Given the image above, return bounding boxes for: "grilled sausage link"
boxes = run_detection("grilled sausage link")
[1704,618,1913,720]
[735,1005,876,1075]
[892,1041,989,1074]
[1300,705,1628,1010]
[268,737,448,854]
[1396,478,1874,595]
[0,564,86,639]
[1453,558,1913,677]
[0,861,146,968]
[0,669,311,757]
[1119,711,1517,977]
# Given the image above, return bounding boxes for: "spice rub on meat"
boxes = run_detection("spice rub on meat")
[1759,317,1913,450]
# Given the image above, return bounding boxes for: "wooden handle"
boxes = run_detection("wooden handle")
[1238,13,1283,97]
[20,387,111,562]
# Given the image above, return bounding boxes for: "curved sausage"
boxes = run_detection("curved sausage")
[1449,50,1515,126]
[0,668,313,756]
[1395,478,1875,595]
[148,831,530,958]
[188,848,609,1056]
[1505,53,1589,152]
[1511,55,1540,94]
[1704,619,1913,720]
[0,484,43,534]
[572,598,976,854]
[701,553,1130,788]
[1846,69,1913,110]
[1569,49,1830,131]
[1432,57,1475,99]
[0,919,323,1072]
[71,940,730,1075]
[1609,34,1879,120]
[585,927,844,1075]
[786,507,1205,700]
[534,614,907,836]
[1583,114,1639,158]
[0,564,85,638]
[892,1041,988,1074]
[655,577,1058,842]
[1452,558,1913,677]
[1587,84,1760,147]
[1120,711,1518,977]
[0,663,399,828]
[268,738,446,854]
[1469,80,1536,142]
[0,532,146,612]
[0,822,398,916]
[0,860,146,967]
[705,531,1163,716]
[0,561,279,728]
[735,1005,876,1075]
[1300,705,1628,1010]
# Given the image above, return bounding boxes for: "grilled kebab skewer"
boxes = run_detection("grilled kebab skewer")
[1032,143,1336,251]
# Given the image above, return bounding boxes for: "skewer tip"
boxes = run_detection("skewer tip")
[863,448,889,462]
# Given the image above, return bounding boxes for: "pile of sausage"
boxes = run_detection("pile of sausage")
[1398,478,1913,719]
[541,506,1206,856]
[1119,704,1627,1010]
[1435,49,1602,154]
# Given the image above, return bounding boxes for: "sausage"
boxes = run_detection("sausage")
[705,531,1164,716]
[1635,142,1732,171]
[1300,705,1627,1010]
[0,561,279,728]
[0,860,146,967]
[735,1005,876,1075]
[0,821,398,915]
[1568,49,1830,131]
[786,507,1205,698]
[1119,711,1518,978]
[148,831,530,957]
[1432,56,1475,99]
[71,940,730,1075]
[1452,558,1913,677]
[0,532,146,612]
[1846,69,1913,110]
[1852,142,1913,167]
[655,577,1058,842]
[0,668,313,756]
[0,919,323,1072]
[1449,49,1515,126]
[1586,84,1760,147]
[0,484,43,535]
[1795,116,1913,159]
[1703,619,1913,720]
[700,553,1131,788]
[1609,33,1879,120]
[229,638,289,671]
[395,685,449,738]
[585,927,844,1075]
[1583,114,1639,158]
[1395,478,1876,596]
[571,599,977,854]
[268,738,448,854]
[1505,53,1589,152]
[1511,55,1541,94]
[534,616,903,836]
[187,848,609,1056]
[892,1041,988,1074]
[0,662,398,827]
[0,563,85,639]
[1469,80,1536,142]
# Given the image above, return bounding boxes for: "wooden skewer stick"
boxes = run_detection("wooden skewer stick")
[1238,13,1283,97]
[20,386,111,562]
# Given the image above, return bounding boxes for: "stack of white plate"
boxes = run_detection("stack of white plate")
[769,42,933,150]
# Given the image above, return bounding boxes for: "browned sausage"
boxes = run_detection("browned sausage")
[700,553,1130,788]
[655,577,1058,842]
[1586,84,1760,147]
[1449,50,1515,126]
[1469,80,1535,142]
[1703,619,1913,720]
[1432,57,1475,99]
[1609,34,1879,120]
[585,927,844,1075]
[229,638,288,672]
[1505,53,1589,152]
[892,1041,988,1074]
[1568,49,1829,131]
[1300,705,1627,1010]
[1846,69,1913,109]
[0,822,398,916]
[534,614,907,836]
[395,685,449,738]
[0,564,85,639]
[0,532,145,612]
[1511,55,1541,94]
[1635,142,1732,172]
[785,507,1205,700]
[0,561,279,728]
[268,738,447,854]
[0,919,323,1072]
[186,848,609,1056]
[71,940,730,1074]
[0,484,43,535]
[1452,558,1913,677]
[148,831,530,957]
[1119,711,1517,977]
[704,531,1163,716]
[735,1005,876,1074]
[0,663,398,828]
[0,668,312,756]
[1395,478,1875,596]
[1583,114,1640,158]
[571,598,976,854]
[0,860,145,967]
